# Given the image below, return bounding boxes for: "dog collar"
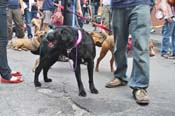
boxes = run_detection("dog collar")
[74,30,82,48]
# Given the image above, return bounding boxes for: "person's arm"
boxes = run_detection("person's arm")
[19,0,24,15]
[100,0,103,7]
[158,0,168,16]
[77,0,83,16]
[36,0,43,10]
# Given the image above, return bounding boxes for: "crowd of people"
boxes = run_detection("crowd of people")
[0,0,175,105]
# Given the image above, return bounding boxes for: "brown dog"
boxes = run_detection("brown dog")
[89,31,115,72]
[9,31,45,51]
[31,18,42,35]
[90,31,155,72]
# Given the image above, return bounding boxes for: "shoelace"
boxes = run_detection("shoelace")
[137,89,147,97]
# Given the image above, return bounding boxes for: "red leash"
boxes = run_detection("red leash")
[54,3,112,33]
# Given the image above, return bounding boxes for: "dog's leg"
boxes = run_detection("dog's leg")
[96,48,108,72]
[32,58,40,72]
[74,61,86,97]
[149,48,155,57]
[110,50,115,72]
[87,59,98,94]
[42,58,57,82]
[43,67,52,82]
[34,60,43,87]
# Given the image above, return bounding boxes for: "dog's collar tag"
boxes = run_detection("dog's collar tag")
[67,48,72,54]
[74,30,82,48]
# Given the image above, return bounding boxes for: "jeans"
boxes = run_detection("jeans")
[0,7,12,80]
[112,5,151,89]
[91,2,99,15]
[24,2,33,38]
[161,19,175,55]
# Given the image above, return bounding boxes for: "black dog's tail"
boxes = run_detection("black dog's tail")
[31,46,40,55]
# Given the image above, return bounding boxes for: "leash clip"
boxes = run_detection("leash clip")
[67,48,72,54]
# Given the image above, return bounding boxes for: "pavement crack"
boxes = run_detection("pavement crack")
[69,97,95,116]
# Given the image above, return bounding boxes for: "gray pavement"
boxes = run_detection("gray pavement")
[1,24,175,116]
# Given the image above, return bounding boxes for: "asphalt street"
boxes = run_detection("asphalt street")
[0,24,175,116]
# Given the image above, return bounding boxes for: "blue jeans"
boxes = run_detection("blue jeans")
[91,2,99,15]
[161,19,175,55]
[0,7,12,80]
[24,2,33,38]
[112,5,151,89]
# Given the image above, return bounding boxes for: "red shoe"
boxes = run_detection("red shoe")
[10,71,22,76]
[0,76,23,83]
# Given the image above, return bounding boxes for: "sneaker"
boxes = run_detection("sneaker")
[133,89,150,104]
[28,34,33,39]
[168,54,175,59]
[161,54,169,58]
[105,78,126,88]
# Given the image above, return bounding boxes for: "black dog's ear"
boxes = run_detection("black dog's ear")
[46,32,55,41]
[60,29,68,41]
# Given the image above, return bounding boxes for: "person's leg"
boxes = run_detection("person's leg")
[0,7,12,80]
[161,20,171,56]
[63,0,80,27]
[171,22,175,56]
[24,6,33,38]
[105,8,129,88]
[112,8,129,82]
[7,9,13,40]
[13,9,25,38]
[102,5,111,32]
[129,4,151,90]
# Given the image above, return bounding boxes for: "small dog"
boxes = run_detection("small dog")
[9,31,45,51]
[89,31,114,72]
[90,31,155,72]
[31,26,98,97]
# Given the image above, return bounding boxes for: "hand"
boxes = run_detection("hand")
[77,9,83,17]
[167,17,173,22]
[21,8,24,15]
[157,0,168,16]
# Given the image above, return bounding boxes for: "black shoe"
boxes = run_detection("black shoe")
[28,34,33,39]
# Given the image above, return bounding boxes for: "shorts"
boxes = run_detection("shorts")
[43,10,53,24]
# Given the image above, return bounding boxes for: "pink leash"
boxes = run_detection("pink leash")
[67,30,82,71]
[54,3,112,33]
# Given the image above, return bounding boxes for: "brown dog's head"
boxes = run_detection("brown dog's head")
[34,31,46,42]
[31,18,42,34]
[89,32,105,47]
[32,31,46,48]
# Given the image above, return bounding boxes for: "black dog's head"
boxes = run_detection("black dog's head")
[54,26,79,49]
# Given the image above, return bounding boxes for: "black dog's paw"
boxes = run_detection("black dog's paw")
[35,82,41,87]
[90,88,99,94]
[79,90,87,97]
[44,78,52,82]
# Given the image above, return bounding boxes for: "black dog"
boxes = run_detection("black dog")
[31,26,98,97]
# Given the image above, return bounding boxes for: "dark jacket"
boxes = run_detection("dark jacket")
[8,0,20,9]
[111,0,153,8]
